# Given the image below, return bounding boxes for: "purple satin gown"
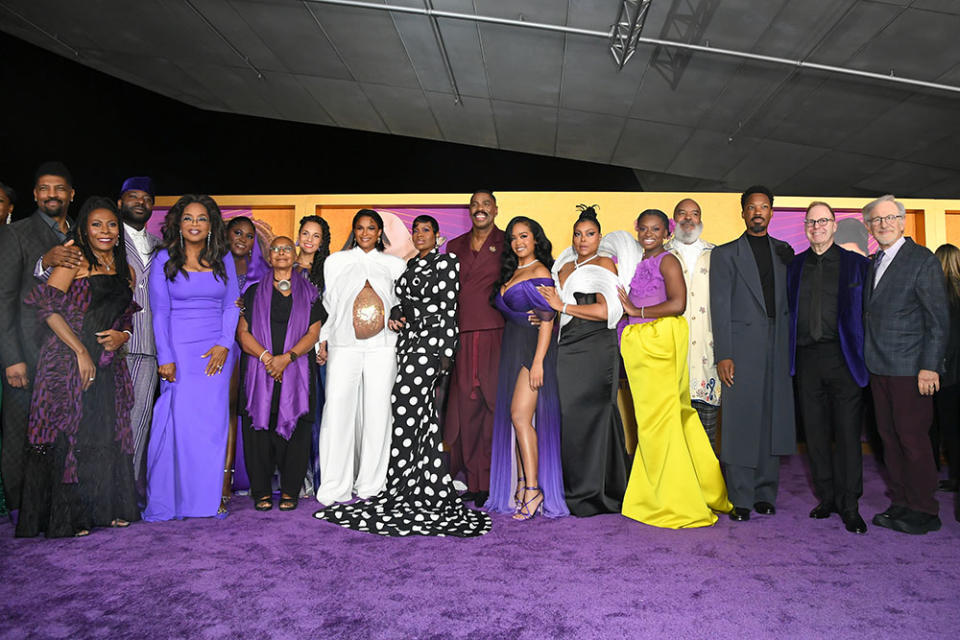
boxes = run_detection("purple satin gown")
[143,250,241,520]
[487,278,569,518]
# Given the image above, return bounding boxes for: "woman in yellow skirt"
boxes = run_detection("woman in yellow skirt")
[616,209,732,528]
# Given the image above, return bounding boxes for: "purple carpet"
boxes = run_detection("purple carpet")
[1,454,958,639]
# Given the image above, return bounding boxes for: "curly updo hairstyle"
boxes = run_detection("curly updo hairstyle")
[160,194,229,282]
[575,204,601,232]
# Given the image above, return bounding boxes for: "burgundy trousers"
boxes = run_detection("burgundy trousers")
[870,374,939,515]
[444,329,502,492]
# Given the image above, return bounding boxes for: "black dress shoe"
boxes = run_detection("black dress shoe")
[809,502,836,519]
[473,491,489,508]
[937,479,959,492]
[753,501,776,515]
[460,491,478,503]
[890,510,942,535]
[872,504,907,529]
[841,510,867,534]
[729,507,750,521]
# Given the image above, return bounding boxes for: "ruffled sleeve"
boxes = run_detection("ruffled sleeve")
[25,282,69,324]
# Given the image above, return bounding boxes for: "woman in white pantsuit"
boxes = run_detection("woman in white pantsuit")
[315,210,405,505]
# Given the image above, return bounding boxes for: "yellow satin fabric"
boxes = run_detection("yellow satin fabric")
[620,316,732,528]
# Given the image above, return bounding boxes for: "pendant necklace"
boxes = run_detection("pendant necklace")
[574,254,599,269]
[275,276,291,292]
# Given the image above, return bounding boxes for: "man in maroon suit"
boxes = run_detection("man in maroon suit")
[444,189,505,507]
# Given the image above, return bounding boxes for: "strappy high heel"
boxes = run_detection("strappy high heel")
[513,486,544,521]
[514,476,526,513]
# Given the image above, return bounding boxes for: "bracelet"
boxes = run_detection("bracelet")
[640,306,645,319]
[562,303,568,315]
[258,349,269,362]
[122,330,132,341]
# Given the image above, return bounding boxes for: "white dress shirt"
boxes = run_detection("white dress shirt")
[873,235,905,289]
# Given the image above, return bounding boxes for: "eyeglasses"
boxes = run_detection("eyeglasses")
[868,214,904,226]
[803,217,833,227]
[270,245,295,254]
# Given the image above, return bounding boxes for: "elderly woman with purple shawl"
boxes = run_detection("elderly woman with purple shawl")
[237,236,323,511]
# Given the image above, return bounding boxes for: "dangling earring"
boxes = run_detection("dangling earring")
[207,231,211,246]
[179,231,184,249]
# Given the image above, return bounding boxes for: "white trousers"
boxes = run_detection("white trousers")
[316,344,397,505]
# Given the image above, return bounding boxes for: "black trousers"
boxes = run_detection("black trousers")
[1,381,32,511]
[934,384,960,482]
[242,414,311,500]
[796,342,864,513]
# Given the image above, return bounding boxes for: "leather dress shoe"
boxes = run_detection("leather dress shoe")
[460,491,478,503]
[753,501,776,515]
[841,510,867,534]
[872,504,907,529]
[937,478,959,492]
[473,491,489,508]
[890,510,942,535]
[809,502,836,519]
[729,507,750,521]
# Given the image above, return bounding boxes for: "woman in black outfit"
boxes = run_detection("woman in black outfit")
[933,244,960,521]
[539,206,629,516]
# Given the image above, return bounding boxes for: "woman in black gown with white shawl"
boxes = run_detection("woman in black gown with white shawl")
[538,206,629,516]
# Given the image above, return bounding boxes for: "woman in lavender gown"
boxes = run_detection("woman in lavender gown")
[223,216,270,502]
[142,195,241,521]
[487,216,568,519]
[16,197,140,537]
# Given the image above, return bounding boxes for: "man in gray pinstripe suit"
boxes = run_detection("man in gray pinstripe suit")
[117,177,161,496]
[863,195,949,535]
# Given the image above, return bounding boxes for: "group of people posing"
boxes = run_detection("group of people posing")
[0,162,957,540]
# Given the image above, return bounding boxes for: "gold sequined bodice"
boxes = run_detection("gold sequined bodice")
[353,280,385,339]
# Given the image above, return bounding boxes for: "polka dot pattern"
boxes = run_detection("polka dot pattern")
[314,251,490,538]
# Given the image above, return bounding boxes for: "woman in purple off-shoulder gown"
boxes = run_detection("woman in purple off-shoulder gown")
[142,195,241,521]
[487,217,569,519]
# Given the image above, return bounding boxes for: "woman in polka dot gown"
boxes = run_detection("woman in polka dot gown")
[313,215,491,536]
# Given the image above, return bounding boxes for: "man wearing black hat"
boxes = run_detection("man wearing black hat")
[0,161,82,512]
[117,177,161,491]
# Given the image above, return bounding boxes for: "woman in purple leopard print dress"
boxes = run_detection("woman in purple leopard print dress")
[16,197,141,538]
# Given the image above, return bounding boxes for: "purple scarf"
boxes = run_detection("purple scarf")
[244,271,317,439]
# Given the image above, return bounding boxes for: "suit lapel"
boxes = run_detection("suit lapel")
[125,234,145,273]
[871,238,909,300]
[734,234,766,310]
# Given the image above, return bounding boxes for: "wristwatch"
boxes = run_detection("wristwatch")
[287,350,298,362]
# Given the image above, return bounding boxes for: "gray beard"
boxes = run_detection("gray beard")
[674,224,703,244]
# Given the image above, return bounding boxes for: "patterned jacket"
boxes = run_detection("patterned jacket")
[665,237,720,406]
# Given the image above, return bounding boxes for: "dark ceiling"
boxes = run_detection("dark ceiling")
[2,0,959,199]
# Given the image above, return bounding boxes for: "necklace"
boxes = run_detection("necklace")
[98,254,116,271]
[516,259,539,270]
[274,276,291,292]
[574,253,599,269]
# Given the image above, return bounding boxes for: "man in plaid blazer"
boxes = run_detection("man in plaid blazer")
[863,194,949,535]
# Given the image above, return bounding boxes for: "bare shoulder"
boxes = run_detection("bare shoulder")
[595,256,618,274]
[530,263,552,279]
